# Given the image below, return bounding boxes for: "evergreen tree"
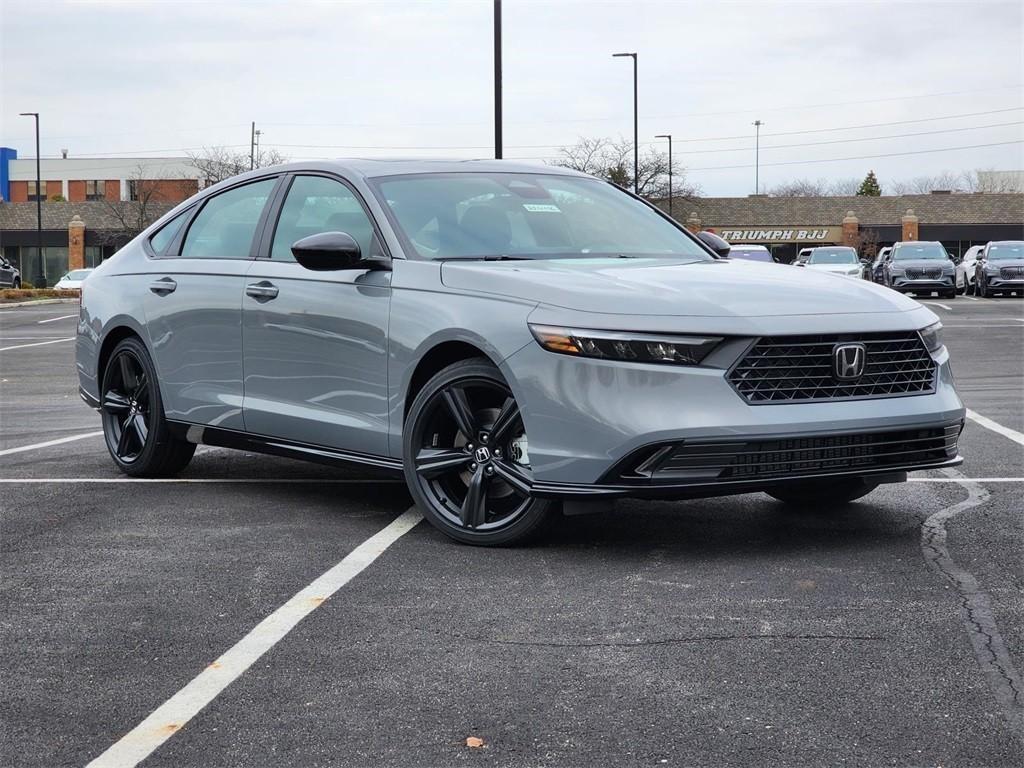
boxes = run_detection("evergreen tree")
[857,170,882,196]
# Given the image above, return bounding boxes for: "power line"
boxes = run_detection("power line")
[683,140,1024,172]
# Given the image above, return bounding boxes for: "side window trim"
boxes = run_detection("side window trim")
[174,175,282,260]
[257,171,392,262]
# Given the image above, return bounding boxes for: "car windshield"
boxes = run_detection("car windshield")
[370,172,712,261]
[808,248,858,264]
[987,242,1024,260]
[731,248,773,262]
[893,243,948,261]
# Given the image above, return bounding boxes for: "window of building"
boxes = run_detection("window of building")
[85,180,106,200]
[270,175,381,261]
[27,181,46,201]
[179,179,276,259]
[128,179,140,201]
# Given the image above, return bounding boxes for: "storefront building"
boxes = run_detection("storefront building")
[662,193,1024,263]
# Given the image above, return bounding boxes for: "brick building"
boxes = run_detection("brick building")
[663,192,1024,263]
[0,150,201,283]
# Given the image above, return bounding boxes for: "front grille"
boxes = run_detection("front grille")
[728,331,936,404]
[905,267,943,280]
[999,266,1024,280]
[622,424,959,483]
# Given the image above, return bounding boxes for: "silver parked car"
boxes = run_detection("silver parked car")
[76,160,964,545]
[975,240,1024,297]
[884,241,958,298]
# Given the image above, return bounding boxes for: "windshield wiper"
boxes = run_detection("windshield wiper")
[438,255,534,262]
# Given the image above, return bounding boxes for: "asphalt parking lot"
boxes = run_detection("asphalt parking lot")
[1,296,1022,767]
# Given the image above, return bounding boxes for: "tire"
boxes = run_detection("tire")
[403,358,553,546]
[943,289,956,299]
[766,477,880,506]
[100,336,195,477]
[977,280,989,298]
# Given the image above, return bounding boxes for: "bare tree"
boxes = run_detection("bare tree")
[767,178,829,197]
[551,136,699,200]
[187,145,289,186]
[828,177,862,196]
[94,165,187,246]
[889,171,965,194]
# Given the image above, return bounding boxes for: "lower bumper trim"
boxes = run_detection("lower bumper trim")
[531,456,962,500]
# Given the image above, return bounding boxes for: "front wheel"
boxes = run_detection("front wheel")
[765,477,880,507]
[403,358,553,546]
[100,337,195,476]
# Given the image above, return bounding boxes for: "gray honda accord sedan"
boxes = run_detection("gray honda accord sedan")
[76,160,964,545]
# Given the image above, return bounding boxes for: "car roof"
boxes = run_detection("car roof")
[244,158,591,181]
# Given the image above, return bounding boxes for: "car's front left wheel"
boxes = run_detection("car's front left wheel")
[403,358,553,546]
[100,337,195,477]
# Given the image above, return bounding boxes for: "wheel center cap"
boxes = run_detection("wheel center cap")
[474,446,492,464]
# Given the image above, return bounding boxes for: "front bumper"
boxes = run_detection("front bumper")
[504,330,964,490]
[890,275,955,291]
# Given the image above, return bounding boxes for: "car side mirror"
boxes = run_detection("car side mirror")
[695,230,731,258]
[291,231,365,271]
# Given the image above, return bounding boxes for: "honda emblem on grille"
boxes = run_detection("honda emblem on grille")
[832,343,866,381]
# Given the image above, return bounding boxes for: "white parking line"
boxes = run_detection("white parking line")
[0,431,104,457]
[962,295,979,301]
[0,337,74,352]
[0,477,404,484]
[922,301,953,311]
[910,477,1024,483]
[36,314,79,324]
[85,507,423,768]
[965,408,1024,447]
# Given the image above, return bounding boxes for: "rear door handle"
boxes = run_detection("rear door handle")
[245,281,279,301]
[149,277,177,295]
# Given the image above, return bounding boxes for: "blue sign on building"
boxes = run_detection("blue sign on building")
[0,147,18,201]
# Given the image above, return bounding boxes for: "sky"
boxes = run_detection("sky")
[1,0,1022,197]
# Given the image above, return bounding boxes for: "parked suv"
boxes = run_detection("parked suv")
[75,160,963,545]
[975,240,1024,297]
[958,245,984,295]
[871,247,892,284]
[0,255,21,288]
[884,241,957,298]
[797,246,863,279]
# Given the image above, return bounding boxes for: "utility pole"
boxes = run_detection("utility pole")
[254,129,262,168]
[19,111,45,288]
[612,52,638,195]
[493,0,503,159]
[250,121,256,170]
[753,119,763,194]
[655,134,673,217]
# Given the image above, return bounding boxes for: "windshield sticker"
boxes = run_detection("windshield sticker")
[522,203,561,213]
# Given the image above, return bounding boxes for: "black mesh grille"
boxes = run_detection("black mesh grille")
[999,266,1024,280]
[628,424,959,483]
[906,267,942,280]
[728,331,936,404]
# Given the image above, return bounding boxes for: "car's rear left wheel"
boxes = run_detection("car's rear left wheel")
[100,337,195,477]
[403,358,553,546]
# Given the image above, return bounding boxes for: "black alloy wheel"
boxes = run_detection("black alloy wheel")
[100,337,195,476]
[403,358,553,545]
[103,349,151,463]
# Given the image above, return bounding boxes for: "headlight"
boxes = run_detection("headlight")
[890,266,905,275]
[529,325,722,365]
[847,267,862,276]
[919,321,943,353]
[985,265,1000,275]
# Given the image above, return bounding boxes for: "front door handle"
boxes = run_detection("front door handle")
[149,277,177,295]
[245,281,279,301]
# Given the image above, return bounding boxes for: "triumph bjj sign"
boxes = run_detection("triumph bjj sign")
[715,226,843,243]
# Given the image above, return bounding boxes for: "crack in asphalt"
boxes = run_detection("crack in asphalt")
[921,467,1024,742]
[415,629,885,648]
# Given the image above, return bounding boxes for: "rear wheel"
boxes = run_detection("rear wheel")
[766,477,879,507]
[100,337,195,477]
[403,358,553,546]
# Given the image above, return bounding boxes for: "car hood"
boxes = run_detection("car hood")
[986,259,1024,268]
[440,257,922,317]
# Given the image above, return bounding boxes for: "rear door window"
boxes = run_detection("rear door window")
[180,179,277,259]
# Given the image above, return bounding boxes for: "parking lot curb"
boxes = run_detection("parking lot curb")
[0,298,80,308]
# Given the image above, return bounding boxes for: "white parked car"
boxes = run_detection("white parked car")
[958,245,984,295]
[796,246,864,278]
[54,268,94,290]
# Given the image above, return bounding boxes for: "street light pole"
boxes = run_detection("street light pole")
[19,111,46,288]
[655,134,672,217]
[254,129,262,168]
[250,121,256,170]
[612,52,638,195]
[493,0,503,159]
[753,119,763,195]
